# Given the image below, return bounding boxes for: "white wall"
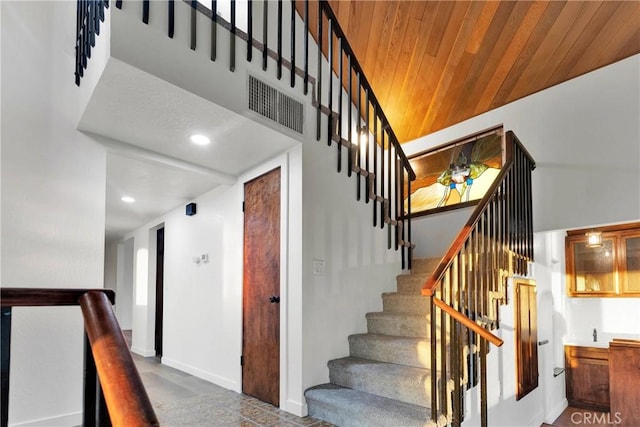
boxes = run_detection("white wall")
[402,57,639,426]
[122,147,306,412]
[114,238,134,329]
[1,2,107,425]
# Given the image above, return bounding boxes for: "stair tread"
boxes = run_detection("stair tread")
[305,384,435,427]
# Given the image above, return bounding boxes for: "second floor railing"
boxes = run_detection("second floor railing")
[0,288,158,427]
[75,0,417,268]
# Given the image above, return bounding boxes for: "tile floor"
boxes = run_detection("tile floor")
[132,352,332,427]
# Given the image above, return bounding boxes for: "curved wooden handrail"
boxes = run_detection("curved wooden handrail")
[422,131,535,297]
[432,297,504,347]
[79,291,159,427]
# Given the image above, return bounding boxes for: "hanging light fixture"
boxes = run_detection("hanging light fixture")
[585,231,603,248]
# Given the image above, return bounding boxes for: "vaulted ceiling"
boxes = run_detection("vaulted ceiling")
[311,1,640,143]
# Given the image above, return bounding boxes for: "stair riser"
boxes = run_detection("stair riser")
[396,274,430,294]
[410,259,440,275]
[366,314,432,338]
[349,335,443,369]
[305,386,436,427]
[382,294,431,314]
[329,362,431,407]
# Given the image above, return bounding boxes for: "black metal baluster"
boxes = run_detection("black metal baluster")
[364,89,370,203]
[327,18,333,146]
[83,331,97,426]
[356,74,362,200]
[247,0,252,61]
[290,0,295,87]
[142,0,149,24]
[263,0,268,70]
[407,171,412,269]
[400,160,405,268]
[430,301,438,423]
[337,38,342,172]
[230,0,236,71]
[387,140,392,246]
[80,0,86,71]
[303,0,309,95]
[440,285,447,420]
[527,159,534,264]
[347,56,353,177]
[86,1,93,54]
[373,110,378,227]
[190,0,197,50]
[394,157,399,251]
[315,4,322,140]
[75,0,82,85]
[277,0,282,79]
[168,0,175,38]
[348,58,354,176]
[380,128,385,229]
[96,0,103,36]
[210,0,217,59]
[480,339,488,427]
[1,307,11,427]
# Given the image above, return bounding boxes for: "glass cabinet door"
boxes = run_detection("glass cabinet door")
[571,238,616,294]
[621,234,640,294]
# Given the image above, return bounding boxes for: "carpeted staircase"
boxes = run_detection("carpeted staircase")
[305,258,444,427]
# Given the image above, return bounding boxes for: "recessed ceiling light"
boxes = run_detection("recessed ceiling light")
[121,196,136,203]
[190,134,210,146]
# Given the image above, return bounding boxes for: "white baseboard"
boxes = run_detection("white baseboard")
[282,399,307,417]
[546,398,568,424]
[11,411,81,427]
[161,357,239,392]
[131,346,155,357]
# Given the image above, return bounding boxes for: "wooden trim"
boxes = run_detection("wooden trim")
[566,221,640,236]
[0,288,115,307]
[80,291,158,426]
[432,297,504,347]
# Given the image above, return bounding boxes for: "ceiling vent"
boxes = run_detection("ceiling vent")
[248,75,304,135]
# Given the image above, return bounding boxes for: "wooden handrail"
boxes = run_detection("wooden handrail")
[80,291,159,427]
[422,131,534,296]
[432,297,504,347]
[0,287,115,306]
[0,288,157,427]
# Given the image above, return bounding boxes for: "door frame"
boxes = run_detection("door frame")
[239,156,293,411]
[242,167,282,406]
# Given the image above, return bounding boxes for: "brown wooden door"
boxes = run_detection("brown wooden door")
[242,167,281,406]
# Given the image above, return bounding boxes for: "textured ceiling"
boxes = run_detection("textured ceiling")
[304,0,640,142]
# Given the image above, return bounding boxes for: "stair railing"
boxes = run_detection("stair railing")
[421,131,536,427]
[76,0,416,268]
[0,288,158,427]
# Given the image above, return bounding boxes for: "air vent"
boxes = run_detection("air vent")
[248,75,304,135]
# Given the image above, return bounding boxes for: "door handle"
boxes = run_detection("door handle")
[269,296,280,304]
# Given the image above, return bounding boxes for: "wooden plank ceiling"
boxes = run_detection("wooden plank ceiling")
[302,1,640,143]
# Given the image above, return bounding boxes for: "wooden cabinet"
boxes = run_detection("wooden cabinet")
[566,222,640,297]
[609,339,640,426]
[565,345,610,412]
